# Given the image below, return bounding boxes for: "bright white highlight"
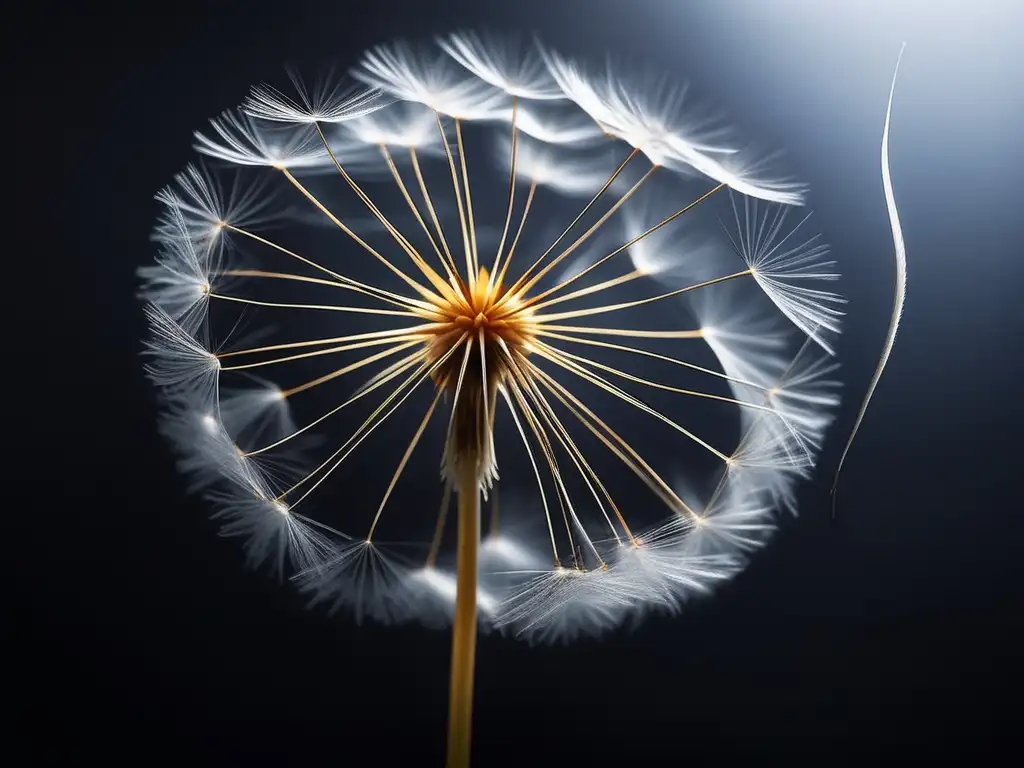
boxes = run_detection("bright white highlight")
[831,43,908,516]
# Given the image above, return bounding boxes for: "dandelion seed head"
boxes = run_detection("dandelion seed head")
[140,32,845,643]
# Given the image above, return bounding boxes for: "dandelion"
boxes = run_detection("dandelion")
[138,35,878,767]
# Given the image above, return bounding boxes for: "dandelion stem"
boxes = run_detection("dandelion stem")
[446,460,481,768]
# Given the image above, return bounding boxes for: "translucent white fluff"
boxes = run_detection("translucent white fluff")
[140,32,853,645]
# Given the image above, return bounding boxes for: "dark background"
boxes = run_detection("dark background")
[31,0,1022,762]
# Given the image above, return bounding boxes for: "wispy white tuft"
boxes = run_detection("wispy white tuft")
[243,68,389,124]
[342,100,444,155]
[494,567,627,644]
[541,49,736,162]
[439,31,563,100]
[142,304,219,398]
[541,48,809,203]
[684,480,781,557]
[622,202,693,279]
[210,489,337,577]
[299,541,416,625]
[153,162,280,246]
[693,288,791,415]
[613,522,738,609]
[724,194,845,353]
[193,110,332,170]
[496,133,619,195]
[353,42,508,119]
[139,203,217,335]
[407,567,499,627]
[511,101,605,145]
[218,378,296,452]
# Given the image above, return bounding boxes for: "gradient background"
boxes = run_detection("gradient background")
[36,0,1022,761]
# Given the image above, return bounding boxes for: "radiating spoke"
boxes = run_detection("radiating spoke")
[504,372,600,566]
[435,113,474,283]
[533,344,730,462]
[279,335,467,510]
[379,144,462,292]
[208,290,436,318]
[515,166,658,300]
[426,479,453,568]
[536,340,778,416]
[219,334,427,372]
[313,122,457,301]
[217,325,435,360]
[494,181,536,291]
[530,329,770,392]
[280,339,423,398]
[523,182,727,308]
[278,167,444,306]
[500,148,639,303]
[527,360,700,519]
[503,269,643,317]
[246,346,427,457]
[499,386,560,565]
[489,96,518,289]
[502,342,630,544]
[366,386,444,541]
[523,269,751,322]
[528,324,704,340]
[455,119,480,276]
[223,226,431,312]
[409,146,460,278]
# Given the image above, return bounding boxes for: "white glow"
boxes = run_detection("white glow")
[414,568,497,615]
[480,535,531,566]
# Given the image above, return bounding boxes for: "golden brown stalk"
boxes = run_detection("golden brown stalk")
[446,460,481,768]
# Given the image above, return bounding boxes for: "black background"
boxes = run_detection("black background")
[30,0,1023,762]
